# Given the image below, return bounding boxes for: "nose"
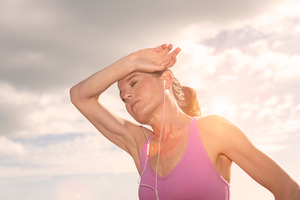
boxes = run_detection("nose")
[122,92,133,103]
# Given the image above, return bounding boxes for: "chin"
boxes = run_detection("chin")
[132,113,150,125]
[131,107,153,125]
[129,99,160,125]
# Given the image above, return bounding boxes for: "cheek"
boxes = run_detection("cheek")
[139,83,160,105]
[137,88,163,114]
[125,79,164,122]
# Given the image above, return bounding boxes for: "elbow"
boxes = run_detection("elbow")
[288,184,300,200]
[275,182,300,200]
[69,85,81,105]
[69,84,99,106]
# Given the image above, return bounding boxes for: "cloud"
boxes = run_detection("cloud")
[0,82,39,136]
[0,81,130,138]
[0,0,60,28]
[125,0,284,30]
[0,0,289,93]
[0,0,113,91]
[1,2,300,197]
[0,81,136,177]
[0,137,27,156]
[237,94,300,153]
[0,83,79,137]
[0,0,298,140]
[174,25,300,152]
[0,133,136,178]
[172,11,300,94]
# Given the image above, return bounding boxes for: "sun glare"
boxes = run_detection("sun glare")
[209,97,237,120]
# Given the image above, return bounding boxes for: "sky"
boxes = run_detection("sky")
[0,0,300,199]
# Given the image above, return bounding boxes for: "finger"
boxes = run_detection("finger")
[169,47,181,60]
[167,47,181,67]
[156,44,168,50]
[173,47,181,55]
[146,61,167,72]
[155,44,167,51]
[172,48,181,61]
[162,44,173,55]
[166,46,180,56]
[169,55,177,68]
[161,44,168,49]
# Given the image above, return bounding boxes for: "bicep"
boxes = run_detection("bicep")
[219,117,293,196]
[72,97,140,156]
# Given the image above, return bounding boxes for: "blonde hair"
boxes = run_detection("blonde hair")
[155,69,201,117]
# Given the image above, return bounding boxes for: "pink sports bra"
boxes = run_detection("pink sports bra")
[138,117,230,200]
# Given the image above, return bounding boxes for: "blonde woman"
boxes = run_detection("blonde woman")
[70,44,300,200]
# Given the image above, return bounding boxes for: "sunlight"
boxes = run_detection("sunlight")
[209,97,237,120]
[173,27,219,91]
[177,38,216,75]
[275,0,300,17]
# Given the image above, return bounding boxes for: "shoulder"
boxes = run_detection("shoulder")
[196,114,235,133]
[196,115,249,154]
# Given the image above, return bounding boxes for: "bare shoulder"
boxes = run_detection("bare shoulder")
[196,115,248,153]
[197,115,300,198]
[196,114,235,133]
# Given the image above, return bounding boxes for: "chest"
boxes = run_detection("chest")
[148,134,188,178]
[139,128,230,200]
[146,130,231,182]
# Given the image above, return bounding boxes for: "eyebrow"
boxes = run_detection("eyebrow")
[127,74,137,83]
[119,74,138,99]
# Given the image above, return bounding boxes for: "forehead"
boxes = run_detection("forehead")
[117,72,152,89]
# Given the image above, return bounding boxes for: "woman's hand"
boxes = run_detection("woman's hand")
[127,44,181,73]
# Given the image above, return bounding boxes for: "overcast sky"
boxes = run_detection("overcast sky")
[0,0,300,199]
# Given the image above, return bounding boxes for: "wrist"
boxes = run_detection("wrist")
[120,53,137,72]
[112,54,136,78]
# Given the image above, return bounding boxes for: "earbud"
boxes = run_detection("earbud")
[163,80,166,89]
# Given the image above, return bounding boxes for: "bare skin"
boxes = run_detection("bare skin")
[70,44,300,200]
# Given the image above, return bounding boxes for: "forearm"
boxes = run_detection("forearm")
[70,55,134,101]
[70,44,179,102]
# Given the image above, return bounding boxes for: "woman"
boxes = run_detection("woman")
[70,44,300,200]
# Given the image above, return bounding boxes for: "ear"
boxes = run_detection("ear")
[161,71,173,89]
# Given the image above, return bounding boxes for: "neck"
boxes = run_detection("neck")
[149,97,191,141]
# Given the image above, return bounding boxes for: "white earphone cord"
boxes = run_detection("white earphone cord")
[138,80,166,200]
[138,126,158,195]
[155,80,165,199]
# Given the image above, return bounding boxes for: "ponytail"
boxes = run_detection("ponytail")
[172,75,201,117]
[154,69,201,117]
[179,86,201,117]
[159,69,201,117]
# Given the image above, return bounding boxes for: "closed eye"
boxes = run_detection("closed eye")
[130,81,137,87]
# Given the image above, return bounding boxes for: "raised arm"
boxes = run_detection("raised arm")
[69,44,180,157]
[211,115,300,200]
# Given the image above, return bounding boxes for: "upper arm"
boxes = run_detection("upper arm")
[70,89,142,157]
[211,115,299,198]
